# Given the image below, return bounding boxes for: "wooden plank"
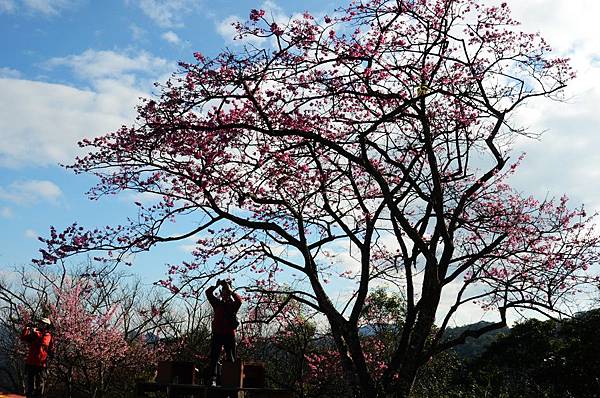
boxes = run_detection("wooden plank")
[136,382,292,398]
[221,361,244,388]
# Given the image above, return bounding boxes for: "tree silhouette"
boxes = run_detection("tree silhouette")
[35,0,599,396]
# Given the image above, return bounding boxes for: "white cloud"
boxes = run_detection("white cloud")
[216,0,290,46]
[0,206,13,218]
[217,0,290,45]
[121,191,160,205]
[46,49,170,82]
[216,1,322,48]
[427,1,600,328]
[0,77,141,167]
[0,49,173,167]
[179,243,196,253]
[0,67,21,78]
[1,0,78,15]
[161,30,181,45]
[130,24,146,41]
[0,180,62,205]
[507,0,600,57]
[500,0,600,212]
[24,228,39,239]
[130,0,199,28]
[216,15,266,46]
[23,0,74,15]
[216,15,243,43]
[0,0,16,13]
[436,280,497,327]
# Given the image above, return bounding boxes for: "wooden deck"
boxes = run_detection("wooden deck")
[136,382,293,398]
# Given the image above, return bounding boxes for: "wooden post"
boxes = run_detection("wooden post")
[221,360,244,388]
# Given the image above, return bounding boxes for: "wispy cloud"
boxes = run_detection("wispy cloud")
[129,0,200,28]
[216,15,266,46]
[504,0,600,212]
[24,228,39,239]
[0,77,139,167]
[23,0,75,15]
[0,180,63,205]
[46,49,170,82]
[215,1,312,47]
[0,49,172,168]
[161,30,181,45]
[0,0,16,13]
[216,15,243,43]
[0,67,21,79]
[1,0,79,15]
[129,24,147,41]
[215,0,288,45]
[0,206,13,218]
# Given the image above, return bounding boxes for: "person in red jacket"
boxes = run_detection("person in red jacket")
[206,279,242,386]
[20,317,53,398]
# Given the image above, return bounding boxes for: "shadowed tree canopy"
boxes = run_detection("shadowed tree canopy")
[35,0,600,396]
[464,310,600,397]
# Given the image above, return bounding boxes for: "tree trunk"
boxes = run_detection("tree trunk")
[66,366,73,398]
[383,264,443,397]
[327,316,377,397]
[393,360,420,398]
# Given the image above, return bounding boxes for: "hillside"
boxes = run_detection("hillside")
[444,321,510,359]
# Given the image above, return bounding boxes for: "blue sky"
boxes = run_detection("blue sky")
[2,0,600,324]
[0,0,339,282]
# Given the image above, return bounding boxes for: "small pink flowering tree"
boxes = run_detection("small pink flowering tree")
[36,0,600,396]
[50,282,164,397]
[0,264,169,397]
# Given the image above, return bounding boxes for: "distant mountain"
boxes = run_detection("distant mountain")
[443,321,510,359]
[358,321,509,359]
[358,323,393,336]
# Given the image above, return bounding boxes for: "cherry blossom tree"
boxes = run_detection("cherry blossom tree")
[49,282,164,398]
[0,265,171,397]
[35,0,600,396]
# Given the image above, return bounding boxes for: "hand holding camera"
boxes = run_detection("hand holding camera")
[216,279,232,292]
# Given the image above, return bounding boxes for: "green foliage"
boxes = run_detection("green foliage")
[410,350,461,398]
[444,321,510,359]
[360,287,406,327]
[461,310,600,397]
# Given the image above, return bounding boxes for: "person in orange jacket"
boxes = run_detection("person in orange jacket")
[206,279,242,386]
[20,317,53,398]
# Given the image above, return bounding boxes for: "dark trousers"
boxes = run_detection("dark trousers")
[208,333,236,381]
[24,364,45,398]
